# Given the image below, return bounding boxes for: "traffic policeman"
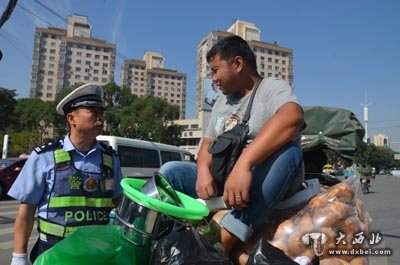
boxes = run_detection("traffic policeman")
[8,83,123,265]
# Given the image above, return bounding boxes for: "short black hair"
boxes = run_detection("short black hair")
[206,35,258,73]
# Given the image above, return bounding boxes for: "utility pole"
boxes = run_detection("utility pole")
[361,94,371,143]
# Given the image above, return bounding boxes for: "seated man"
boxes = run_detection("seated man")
[160,35,304,265]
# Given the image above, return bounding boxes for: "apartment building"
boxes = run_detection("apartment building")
[121,51,187,119]
[195,20,293,114]
[30,15,116,101]
[373,133,389,147]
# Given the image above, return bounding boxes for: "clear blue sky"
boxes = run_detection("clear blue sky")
[1,0,400,149]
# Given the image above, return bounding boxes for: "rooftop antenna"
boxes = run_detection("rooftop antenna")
[361,93,371,143]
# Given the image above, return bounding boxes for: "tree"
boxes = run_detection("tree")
[118,96,182,145]
[0,87,17,130]
[14,98,56,143]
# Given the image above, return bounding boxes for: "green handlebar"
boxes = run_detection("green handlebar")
[121,178,209,220]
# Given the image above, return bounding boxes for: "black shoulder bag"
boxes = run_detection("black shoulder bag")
[208,78,262,195]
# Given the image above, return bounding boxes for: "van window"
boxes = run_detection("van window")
[118,145,160,168]
[161,151,182,164]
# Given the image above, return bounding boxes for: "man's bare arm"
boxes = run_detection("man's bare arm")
[13,203,36,253]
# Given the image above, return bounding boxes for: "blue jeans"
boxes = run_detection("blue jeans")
[159,141,304,242]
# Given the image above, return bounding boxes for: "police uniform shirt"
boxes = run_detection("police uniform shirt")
[8,135,123,219]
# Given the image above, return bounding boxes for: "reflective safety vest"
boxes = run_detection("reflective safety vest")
[38,141,115,238]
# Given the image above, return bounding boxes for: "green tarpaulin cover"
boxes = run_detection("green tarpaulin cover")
[301,106,365,160]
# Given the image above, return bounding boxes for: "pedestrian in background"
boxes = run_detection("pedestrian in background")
[8,83,123,265]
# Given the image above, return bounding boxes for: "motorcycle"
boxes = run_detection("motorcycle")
[361,176,371,194]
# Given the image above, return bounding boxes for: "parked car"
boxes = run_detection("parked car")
[0,158,27,197]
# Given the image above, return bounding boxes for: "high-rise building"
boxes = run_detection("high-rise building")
[195,20,293,114]
[373,133,389,147]
[121,51,187,119]
[30,15,116,101]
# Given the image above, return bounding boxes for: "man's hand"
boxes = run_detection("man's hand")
[11,252,32,265]
[195,170,217,200]
[223,161,252,210]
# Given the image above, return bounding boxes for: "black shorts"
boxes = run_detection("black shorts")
[29,236,62,263]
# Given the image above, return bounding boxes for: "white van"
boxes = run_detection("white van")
[97,135,195,179]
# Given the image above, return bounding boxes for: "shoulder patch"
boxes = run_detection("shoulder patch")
[34,139,63,154]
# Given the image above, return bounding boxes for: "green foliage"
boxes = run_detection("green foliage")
[0,83,183,156]
[0,87,17,130]
[117,95,181,145]
[0,129,40,157]
[98,83,182,145]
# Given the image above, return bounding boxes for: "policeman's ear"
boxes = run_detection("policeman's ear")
[66,110,77,126]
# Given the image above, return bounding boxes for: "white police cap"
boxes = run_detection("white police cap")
[56,83,105,115]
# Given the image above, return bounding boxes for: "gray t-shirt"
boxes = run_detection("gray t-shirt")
[205,77,301,143]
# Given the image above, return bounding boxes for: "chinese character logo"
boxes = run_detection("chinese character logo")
[301,232,328,256]
[69,176,81,190]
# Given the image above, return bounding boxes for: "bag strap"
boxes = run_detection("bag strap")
[242,78,263,125]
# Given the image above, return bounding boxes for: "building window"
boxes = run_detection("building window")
[76,67,81,72]
[94,62,100,66]
[77,52,82,56]
[103,55,109,60]
[275,59,279,64]
[95,54,100,59]
[86,53,91,58]
[76,59,81,64]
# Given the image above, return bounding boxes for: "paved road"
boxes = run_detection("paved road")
[0,175,399,264]
[0,199,37,264]
[358,174,400,265]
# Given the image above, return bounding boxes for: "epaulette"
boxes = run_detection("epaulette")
[99,141,116,155]
[34,139,63,154]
